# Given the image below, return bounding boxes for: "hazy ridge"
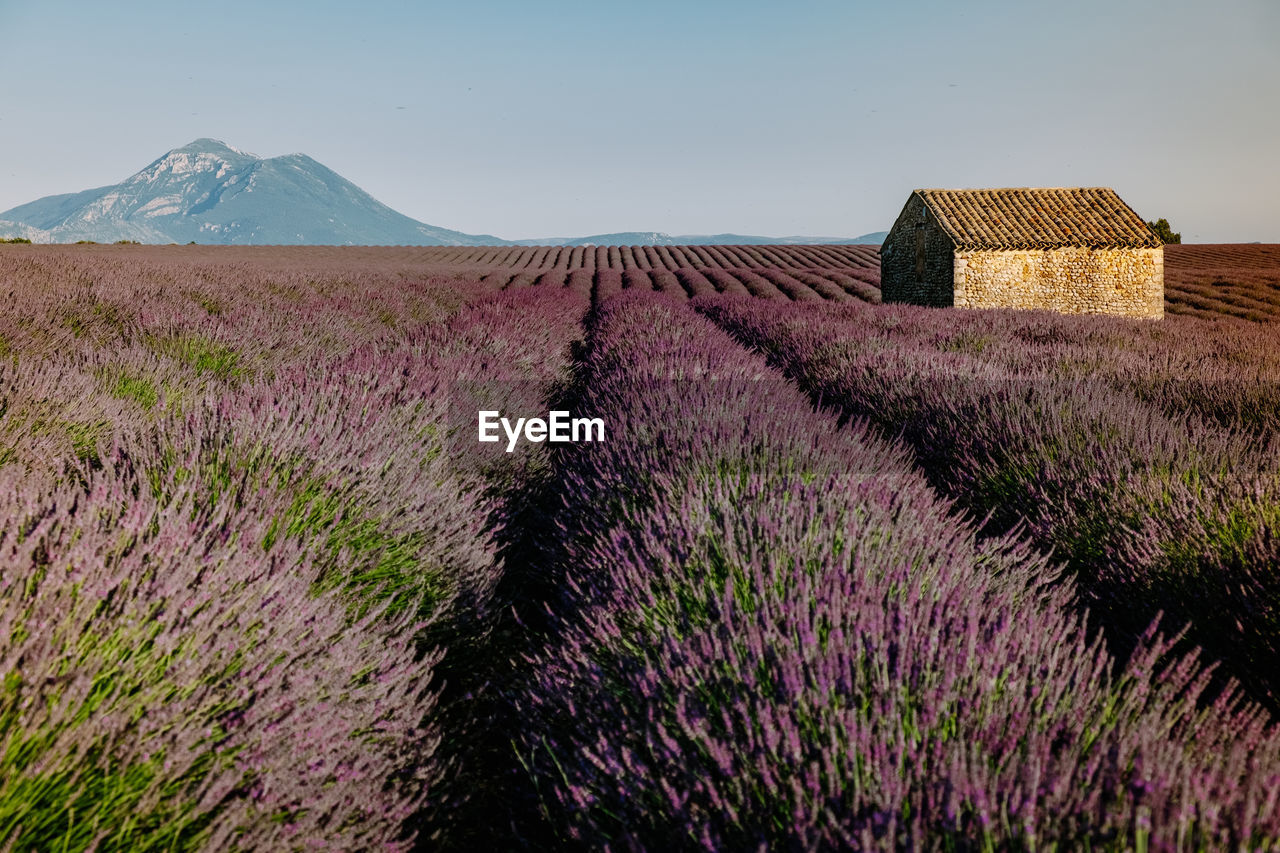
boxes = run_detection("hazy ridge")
[0,139,882,246]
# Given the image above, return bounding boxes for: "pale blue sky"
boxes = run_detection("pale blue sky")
[1,0,1276,241]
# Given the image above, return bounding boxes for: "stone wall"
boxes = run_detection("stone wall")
[954,247,1164,318]
[880,194,955,307]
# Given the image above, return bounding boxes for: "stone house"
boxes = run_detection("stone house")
[880,187,1164,318]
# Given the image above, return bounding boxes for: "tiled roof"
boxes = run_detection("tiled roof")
[916,187,1163,250]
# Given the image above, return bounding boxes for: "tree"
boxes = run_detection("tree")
[1147,218,1181,244]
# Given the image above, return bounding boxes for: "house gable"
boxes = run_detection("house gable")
[880,192,956,307]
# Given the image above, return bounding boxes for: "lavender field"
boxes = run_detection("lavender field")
[1,242,1279,851]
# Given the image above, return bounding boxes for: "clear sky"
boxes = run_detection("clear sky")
[1,0,1276,242]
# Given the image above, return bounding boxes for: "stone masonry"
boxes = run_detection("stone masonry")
[954,247,1163,316]
[879,192,955,308]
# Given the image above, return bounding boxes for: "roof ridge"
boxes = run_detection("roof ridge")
[915,186,1116,192]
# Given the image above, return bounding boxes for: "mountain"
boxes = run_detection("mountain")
[0,139,883,246]
[510,231,887,246]
[0,139,503,246]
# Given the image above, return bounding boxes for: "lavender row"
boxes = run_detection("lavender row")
[203,286,589,633]
[0,272,586,849]
[0,248,493,479]
[519,292,1280,849]
[484,263,876,303]
[849,301,1280,436]
[0,414,439,849]
[696,295,1280,711]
